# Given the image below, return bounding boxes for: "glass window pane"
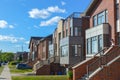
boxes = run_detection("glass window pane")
[91,36,98,54]
[87,38,91,54]
[93,16,97,26]
[98,35,103,51]
[105,10,108,23]
[75,27,78,36]
[61,45,68,57]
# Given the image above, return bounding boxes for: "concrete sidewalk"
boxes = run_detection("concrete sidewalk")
[0,65,11,80]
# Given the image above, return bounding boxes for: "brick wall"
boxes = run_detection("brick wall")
[73,57,97,80]
[36,65,50,75]
[90,58,120,80]
[89,0,117,44]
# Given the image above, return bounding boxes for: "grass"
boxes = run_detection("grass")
[12,75,67,80]
[9,65,32,73]
[0,66,4,74]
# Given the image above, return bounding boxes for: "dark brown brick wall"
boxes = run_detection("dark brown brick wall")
[81,17,89,59]
[50,63,62,75]
[36,65,50,75]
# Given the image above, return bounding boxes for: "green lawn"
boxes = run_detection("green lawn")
[12,75,67,80]
[9,65,32,73]
[0,66,4,74]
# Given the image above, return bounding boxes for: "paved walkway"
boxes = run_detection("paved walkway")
[0,65,11,80]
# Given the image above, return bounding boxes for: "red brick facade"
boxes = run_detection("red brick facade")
[73,57,98,80]
[73,0,120,80]
[86,0,117,44]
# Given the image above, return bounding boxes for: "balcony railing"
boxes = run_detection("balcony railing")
[86,23,109,39]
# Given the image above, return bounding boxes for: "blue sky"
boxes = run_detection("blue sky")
[0,0,91,53]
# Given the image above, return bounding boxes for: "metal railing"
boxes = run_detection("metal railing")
[87,46,120,78]
[102,46,120,65]
[87,47,108,77]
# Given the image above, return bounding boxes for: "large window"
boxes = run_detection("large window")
[91,36,98,54]
[75,27,78,36]
[70,18,73,27]
[61,45,68,57]
[66,29,68,37]
[49,50,54,57]
[98,11,105,25]
[93,10,108,26]
[93,15,97,26]
[59,32,61,41]
[98,35,103,51]
[87,38,91,54]
[118,33,120,45]
[87,35,103,55]
[116,4,119,20]
[71,45,81,56]
[32,52,35,61]
[62,31,64,38]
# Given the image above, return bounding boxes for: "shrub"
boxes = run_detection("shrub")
[67,70,73,79]
[9,61,20,65]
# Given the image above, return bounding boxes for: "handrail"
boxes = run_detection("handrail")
[87,46,120,78]
[87,47,108,77]
[93,47,108,57]
[102,46,120,65]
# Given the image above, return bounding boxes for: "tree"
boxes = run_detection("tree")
[1,52,14,62]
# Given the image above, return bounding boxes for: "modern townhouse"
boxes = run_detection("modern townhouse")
[33,34,63,75]
[59,12,89,72]
[28,37,43,67]
[73,0,120,80]
[14,52,28,62]
[33,35,53,75]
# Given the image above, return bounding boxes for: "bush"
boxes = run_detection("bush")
[67,70,73,79]
[9,61,20,65]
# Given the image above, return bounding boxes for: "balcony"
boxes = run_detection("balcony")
[86,23,109,39]
[60,36,83,46]
[60,36,83,65]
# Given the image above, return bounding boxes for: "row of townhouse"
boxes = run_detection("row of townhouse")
[27,0,120,79]
[27,12,89,75]
[73,0,120,80]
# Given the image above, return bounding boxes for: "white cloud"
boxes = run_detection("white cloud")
[47,6,66,13]
[0,20,8,28]
[61,1,66,6]
[9,25,14,28]
[28,8,50,19]
[40,16,62,26]
[0,35,24,43]
[0,20,14,29]
[28,6,66,19]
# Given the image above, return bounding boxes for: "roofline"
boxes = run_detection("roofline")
[40,34,53,42]
[28,37,43,48]
[85,0,98,16]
